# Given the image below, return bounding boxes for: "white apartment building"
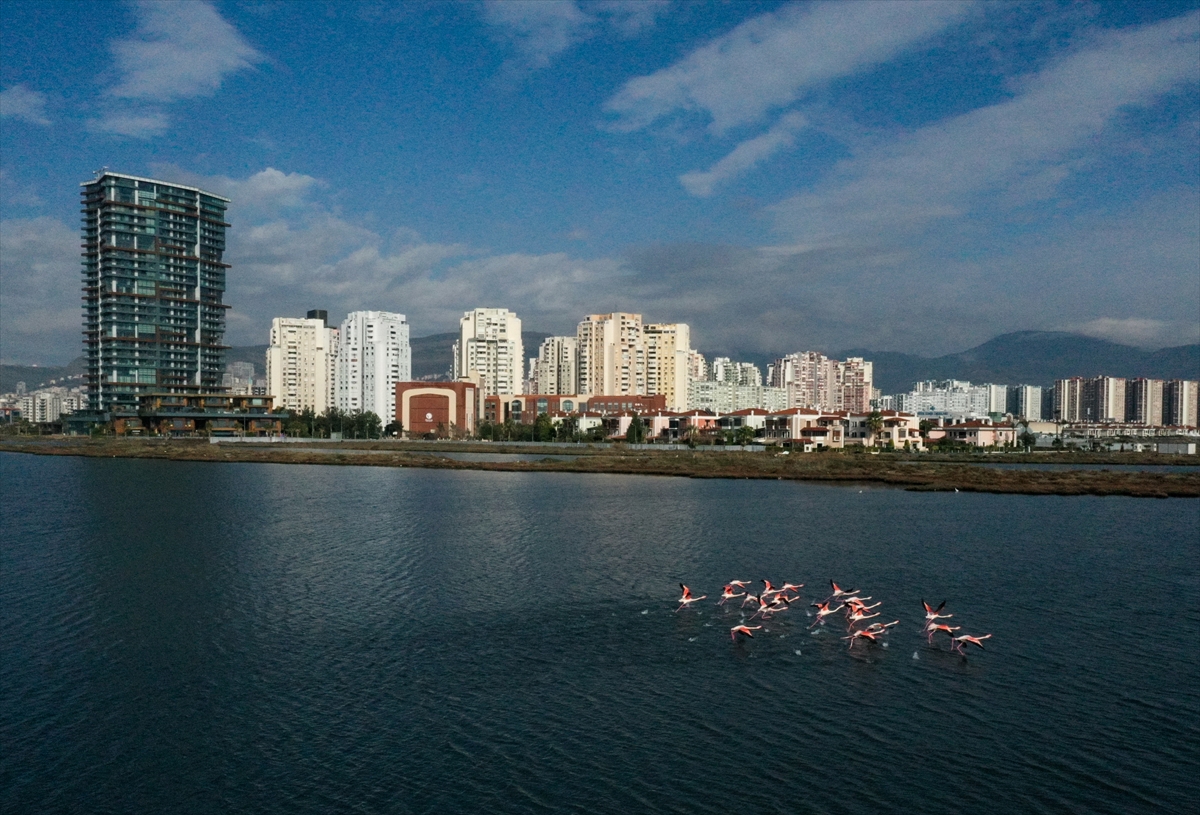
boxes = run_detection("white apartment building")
[711,357,763,387]
[904,380,991,418]
[687,350,708,382]
[19,389,84,423]
[335,311,410,419]
[645,323,691,411]
[1013,384,1043,421]
[577,312,645,397]
[534,336,579,395]
[1125,379,1163,426]
[986,384,1009,415]
[1164,379,1199,427]
[452,308,523,396]
[266,316,337,414]
[688,380,788,413]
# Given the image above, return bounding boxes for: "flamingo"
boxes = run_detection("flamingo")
[922,600,952,623]
[825,580,859,603]
[731,624,761,641]
[864,620,900,635]
[728,580,751,588]
[951,633,992,654]
[844,598,879,613]
[761,579,779,598]
[675,584,707,612]
[719,585,745,605]
[809,601,844,628]
[845,609,880,629]
[924,622,960,643]
[753,595,792,620]
[843,628,881,649]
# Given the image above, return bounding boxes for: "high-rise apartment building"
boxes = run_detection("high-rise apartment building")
[711,357,763,387]
[1163,379,1198,427]
[577,313,645,397]
[1085,375,1126,422]
[335,311,410,419]
[452,308,523,396]
[81,172,230,412]
[687,350,708,382]
[644,323,691,411]
[1054,377,1084,421]
[534,336,579,395]
[1125,378,1164,426]
[768,351,870,412]
[266,313,338,414]
[1012,385,1043,421]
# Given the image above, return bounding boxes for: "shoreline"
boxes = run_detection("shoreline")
[2,437,1197,498]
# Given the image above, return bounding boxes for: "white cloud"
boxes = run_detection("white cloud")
[605,0,972,134]
[482,0,669,70]
[0,85,50,125]
[590,0,670,37]
[483,0,594,69]
[1069,318,1198,349]
[680,111,807,196]
[0,217,83,364]
[149,165,320,213]
[770,11,1200,245]
[106,0,264,101]
[87,110,170,138]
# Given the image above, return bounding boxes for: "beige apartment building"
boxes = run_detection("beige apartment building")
[644,322,691,411]
[577,312,646,397]
[452,308,523,396]
[265,314,337,414]
[534,336,579,395]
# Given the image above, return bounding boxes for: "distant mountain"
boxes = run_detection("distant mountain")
[6,331,1194,396]
[838,332,1200,394]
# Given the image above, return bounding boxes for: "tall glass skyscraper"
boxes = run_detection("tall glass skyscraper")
[81,172,230,412]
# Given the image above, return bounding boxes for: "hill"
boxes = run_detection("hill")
[839,332,1200,394]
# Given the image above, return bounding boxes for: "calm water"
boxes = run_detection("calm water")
[2,453,1197,814]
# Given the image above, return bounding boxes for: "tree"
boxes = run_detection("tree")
[556,415,578,442]
[533,412,554,442]
[735,425,756,446]
[384,421,403,437]
[1018,430,1036,451]
[866,411,884,446]
[626,413,646,444]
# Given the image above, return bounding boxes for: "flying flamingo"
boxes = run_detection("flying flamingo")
[719,585,746,605]
[922,600,952,623]
[951,633,992,654]
[728,580,751,588]
[825,580,859,603]
[731,624,762,641]
[740,593,761,609]
[809,600,844,628]
[676,584,707,612]
[761,579,779,598]
[845,609,880,629]
[843,628,881,650]
[924,622,960,643]
[864,620,900,636]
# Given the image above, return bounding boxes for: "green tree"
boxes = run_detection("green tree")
[556,415,579,442]
[384,421,403,437]
[735,425,756,446]
[866,411,884,445]
[626,413,646,444]
[533,412,554,442]
[1018,430,1036,451]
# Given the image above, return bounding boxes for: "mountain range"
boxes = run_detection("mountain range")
[3,331,1195,397]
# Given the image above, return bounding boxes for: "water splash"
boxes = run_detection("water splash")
[688,637,697,642]
[794,649,802,656]
[881,642,888,648]
[912,652,920,660]
[640,610,648,615]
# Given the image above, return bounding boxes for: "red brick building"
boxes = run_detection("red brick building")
[395,382,478,437]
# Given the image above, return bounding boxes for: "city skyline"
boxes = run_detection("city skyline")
[2,2,1198,366]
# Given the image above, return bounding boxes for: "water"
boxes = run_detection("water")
[2,453,1197,814]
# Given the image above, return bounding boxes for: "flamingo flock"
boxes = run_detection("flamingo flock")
[675,580,992,658]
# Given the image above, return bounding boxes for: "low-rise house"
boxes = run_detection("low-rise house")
[762,408,845,449]
[927,419,1016,448]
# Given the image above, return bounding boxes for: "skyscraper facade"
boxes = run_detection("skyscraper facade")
[335,311,410,419]
[81,172,230,412]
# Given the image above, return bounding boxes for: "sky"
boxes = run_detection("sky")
[1,0,1197,366]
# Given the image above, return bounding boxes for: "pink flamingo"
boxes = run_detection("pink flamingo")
[730,624,761,641]
[718,585,745,605]
[924,622,960,643]
[951,633,992,654]
[809,600,844,628]
[675,584,707,612]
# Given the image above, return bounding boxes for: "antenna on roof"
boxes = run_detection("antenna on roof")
[93,166,108,178]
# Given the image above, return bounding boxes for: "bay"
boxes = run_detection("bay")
[1,452,1196,814]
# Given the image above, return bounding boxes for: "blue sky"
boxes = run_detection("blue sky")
[2,0,1197,365]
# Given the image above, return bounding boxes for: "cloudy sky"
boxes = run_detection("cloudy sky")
[1,0,1197,365]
